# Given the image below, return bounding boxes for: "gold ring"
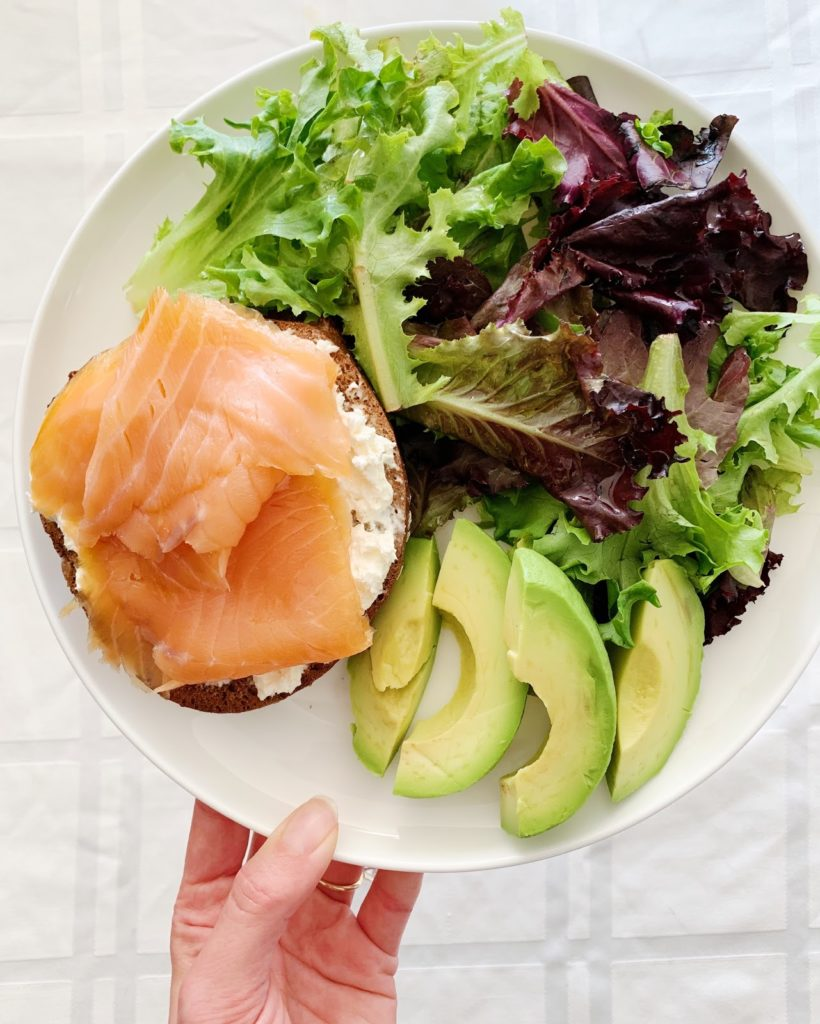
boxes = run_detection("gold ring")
[318,874,364,894]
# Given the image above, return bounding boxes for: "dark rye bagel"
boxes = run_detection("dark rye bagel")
[40,318,410,714]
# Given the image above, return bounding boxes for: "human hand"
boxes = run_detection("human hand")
[169,797,421,1024]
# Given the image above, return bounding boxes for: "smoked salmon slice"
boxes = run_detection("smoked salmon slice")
[30,346,125,543]
[30,288,370,687]
[78,474,370,685]
[32,289,353,562]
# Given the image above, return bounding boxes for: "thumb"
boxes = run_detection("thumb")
[193,796,338,986]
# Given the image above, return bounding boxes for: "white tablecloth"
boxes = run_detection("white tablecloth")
[3,1,819,1021]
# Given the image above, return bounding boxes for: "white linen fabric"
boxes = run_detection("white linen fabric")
[2,1,818,1021]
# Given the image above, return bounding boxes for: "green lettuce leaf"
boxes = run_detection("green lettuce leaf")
[534,517,658,646]
[639,333,767,589]
[710,296,820,515]
[127,115,308,307]
[639,460,767,589]
[436,136,565,250]
[335,80,462,409]
[711,354,820,514]
[720,296,820,360]
[482,483,565,541]
[414,8,566,180]
[634,108,675,157]
[127,12,565,412]
[481,484,657,647]
[598,579,659,646]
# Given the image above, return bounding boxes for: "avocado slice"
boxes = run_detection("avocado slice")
[393,519,528,798]
[607,559,705,802]
[349,645,439,776]
[369,538,441,691]
[348,537,441,774]
[500,548,617,837]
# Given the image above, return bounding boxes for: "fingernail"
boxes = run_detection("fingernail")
[277,796,338,856]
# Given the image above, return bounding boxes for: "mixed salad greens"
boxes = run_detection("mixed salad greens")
[128,9,820,651]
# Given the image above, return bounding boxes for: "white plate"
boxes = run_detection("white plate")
[14,23,820,872]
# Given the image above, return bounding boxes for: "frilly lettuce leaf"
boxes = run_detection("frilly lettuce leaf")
[702,550,783,644]
[639,333,767,589]
[483,483,565,542]
[335,81,462,409]
[405,321,684,539]
[710,296,820,516]
[720,295,820,357]
[404,256,492,324]
[711,360,820,515]
[475,172,809,339]
[634,109,675,157]
[127,113,311,308]
[415,9,565,175]
[127,10,565,411]
[482,483,657,647]
[506,81,738,238]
